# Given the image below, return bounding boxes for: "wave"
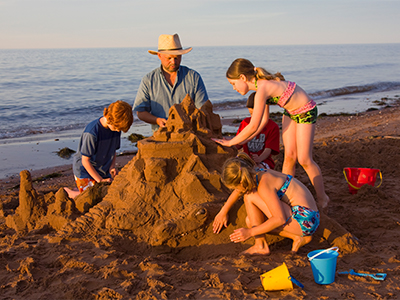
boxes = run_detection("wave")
[0,117,144,140]
[0,124,84,140]
[212,81,400,111]
[309,81,400,99]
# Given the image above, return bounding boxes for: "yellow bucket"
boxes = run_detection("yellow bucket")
[260,263,293,291]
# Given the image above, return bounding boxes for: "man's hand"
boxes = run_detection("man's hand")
[156,117,168,127]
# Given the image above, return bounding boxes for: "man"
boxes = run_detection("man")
[133,33,209,131]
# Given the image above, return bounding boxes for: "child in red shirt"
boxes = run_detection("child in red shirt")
[237,92,280,169]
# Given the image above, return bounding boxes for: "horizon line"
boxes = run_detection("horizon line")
[1,42,399,51]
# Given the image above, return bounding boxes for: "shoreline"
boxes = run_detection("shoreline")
[0,122,152,181]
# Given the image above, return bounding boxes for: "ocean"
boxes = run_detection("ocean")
[1,44,400,179]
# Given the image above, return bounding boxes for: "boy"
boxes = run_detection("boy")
[64,100,134,198]
[236,92,280,169]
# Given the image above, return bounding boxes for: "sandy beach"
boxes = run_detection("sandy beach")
[1,100,400,299]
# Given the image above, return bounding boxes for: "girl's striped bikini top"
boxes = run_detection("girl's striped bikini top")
[265,81,296,107]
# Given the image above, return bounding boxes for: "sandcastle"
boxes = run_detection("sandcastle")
[4,95,359,253]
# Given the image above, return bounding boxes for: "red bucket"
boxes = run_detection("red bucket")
[343,168,382,194]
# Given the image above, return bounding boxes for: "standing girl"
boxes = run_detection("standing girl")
[212,58,329,210]
[214,153,320,254]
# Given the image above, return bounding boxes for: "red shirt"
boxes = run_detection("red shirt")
[237,118,280,169]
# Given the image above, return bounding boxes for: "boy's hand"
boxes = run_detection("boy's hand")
[251,154,262,163]
[110,168,118,178]
[100,178,112,183]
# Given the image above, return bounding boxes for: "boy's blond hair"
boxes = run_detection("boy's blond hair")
[222,153,257,194]
[103,100,133,133]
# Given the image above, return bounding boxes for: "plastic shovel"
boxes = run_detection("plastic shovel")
[288,276,304,289]
[338,269,387,281]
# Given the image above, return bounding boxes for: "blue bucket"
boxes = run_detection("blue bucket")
[307,247,339,285]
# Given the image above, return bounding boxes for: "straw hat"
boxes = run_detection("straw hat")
[148,34,192,55]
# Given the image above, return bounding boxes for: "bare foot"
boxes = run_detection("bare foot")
[64,187,80,199]
[240,244,271,256]
[291,236,312,253]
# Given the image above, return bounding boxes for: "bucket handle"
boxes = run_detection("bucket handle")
[343,169,383,190]
[308,246,339,261]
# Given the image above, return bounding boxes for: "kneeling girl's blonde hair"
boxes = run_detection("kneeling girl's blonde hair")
[222,153,257,194]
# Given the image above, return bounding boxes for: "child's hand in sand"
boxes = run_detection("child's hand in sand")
[211,138,231,147]
[230,228,251,243]
[213,211,229,234]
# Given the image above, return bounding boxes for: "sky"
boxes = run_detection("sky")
[0,0,399,49]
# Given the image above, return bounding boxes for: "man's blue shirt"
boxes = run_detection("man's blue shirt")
[133,65,208,131]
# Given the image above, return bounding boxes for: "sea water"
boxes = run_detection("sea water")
[1,44,400,178]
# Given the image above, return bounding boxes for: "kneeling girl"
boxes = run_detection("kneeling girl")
[213,153,319,254]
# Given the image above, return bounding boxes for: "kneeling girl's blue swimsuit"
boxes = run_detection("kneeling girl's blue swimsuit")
[255,171,320,236]
[288,205,320,236]
[276,174,292,199]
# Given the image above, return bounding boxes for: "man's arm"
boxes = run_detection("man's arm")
[136,111,167,128]
[192,70,209,108]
